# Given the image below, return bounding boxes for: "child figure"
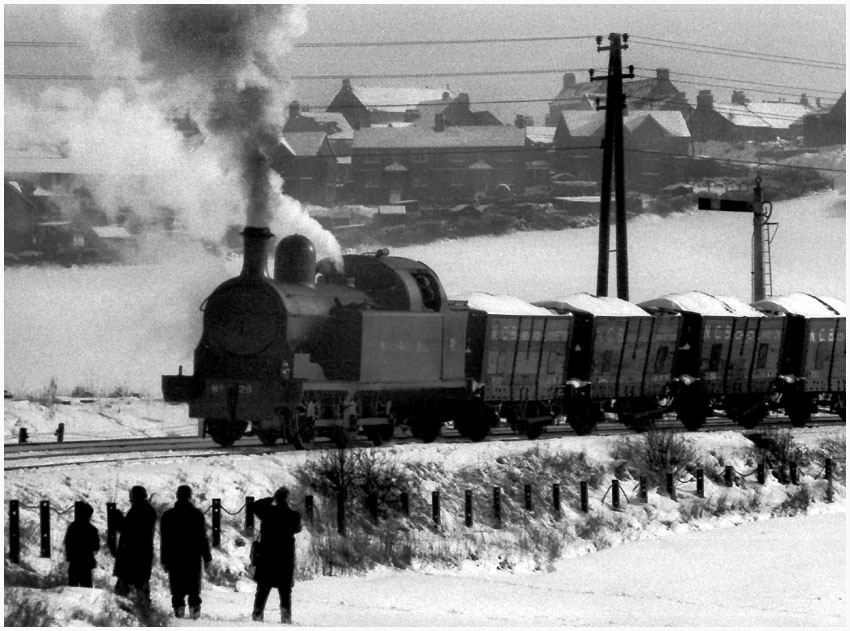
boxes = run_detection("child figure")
[64,501,100,587]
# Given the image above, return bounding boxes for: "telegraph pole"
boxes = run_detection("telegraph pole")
[591,33,634,299]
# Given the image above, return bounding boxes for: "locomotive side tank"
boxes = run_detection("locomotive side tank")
[752,293,846,425]
[639,291,786,429]
[462,293,572,439]
[163,228,474,448]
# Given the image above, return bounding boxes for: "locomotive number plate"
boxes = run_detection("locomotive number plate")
[207,382,254,395]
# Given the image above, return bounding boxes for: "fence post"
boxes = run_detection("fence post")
[40,500,50,558]
[493,487,502,528]
[639,476,648,503]
[696,469,704,498]
[106,502,118,554]
[789,462,798,486]
[368,493,378,523]
[757,462,766,485]
[552,483,561,518]
[9,500,20,564]
[725,465,734,487]
[337,491,346,536]
[304,495,314,524]
[524,484,533,512]
[464,490,473,527]
[666,472,677,501]
[611,480,620,509]
[55,423,65,443]
[211,499,221,548]
[825,458,833,503]
[432,491,440,527]
[580,481,589,513]
[400,492,409,517]
[245,496,255,535]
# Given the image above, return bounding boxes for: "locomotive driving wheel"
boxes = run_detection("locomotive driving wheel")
[205,418,248,448]
[675,383,708,432]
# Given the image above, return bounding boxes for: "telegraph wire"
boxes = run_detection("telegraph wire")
[630,35,845,69]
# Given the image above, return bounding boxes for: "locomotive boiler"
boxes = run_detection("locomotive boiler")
[162,227,494,448]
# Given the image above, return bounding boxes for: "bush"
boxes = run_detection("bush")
[4,596,54,626]
[747,429,806,484]
[613,430,697,486]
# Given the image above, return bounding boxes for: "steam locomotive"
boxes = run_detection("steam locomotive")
[162,228,846,448]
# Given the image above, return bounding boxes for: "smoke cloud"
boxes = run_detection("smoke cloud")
[7,5,340,260]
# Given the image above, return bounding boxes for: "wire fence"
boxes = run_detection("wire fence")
[6,457,840,565]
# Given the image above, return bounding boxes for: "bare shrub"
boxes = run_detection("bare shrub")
[4,596,54,627]
[748,429,807,483]
[614,430,696,486]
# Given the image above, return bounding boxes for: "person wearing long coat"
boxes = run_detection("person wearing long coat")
[64,501,100,587]
[251,486,302,624]
[160,485,212,619]
[112,485,157,603]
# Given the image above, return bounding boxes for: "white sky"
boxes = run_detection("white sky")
[4,3,846,125]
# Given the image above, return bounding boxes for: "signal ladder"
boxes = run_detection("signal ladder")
[758,220,779,298]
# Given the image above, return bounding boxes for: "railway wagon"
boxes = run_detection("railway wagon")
[462,293,572,439]
[752,293,847,424]
[537,294,682,433]
[639,291,787,428]
[163,228,486,448]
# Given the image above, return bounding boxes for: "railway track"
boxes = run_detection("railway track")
[4,413,844,471]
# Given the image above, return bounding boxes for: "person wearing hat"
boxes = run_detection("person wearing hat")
[250,486,302,624]
[112,485,157,604]
[64,501,100,587]
[160,485,212,619]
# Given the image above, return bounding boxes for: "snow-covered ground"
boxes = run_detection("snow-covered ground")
[4,399,846,626]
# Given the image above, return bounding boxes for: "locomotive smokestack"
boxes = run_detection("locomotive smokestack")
[241,226,274,279]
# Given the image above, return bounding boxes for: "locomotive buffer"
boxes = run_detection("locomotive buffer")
[698,177,776,302]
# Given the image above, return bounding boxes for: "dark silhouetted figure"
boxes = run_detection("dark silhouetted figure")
[112,485,156,604]
[251,486,302,624]
[64,501,100,587]
[160,485,212,620]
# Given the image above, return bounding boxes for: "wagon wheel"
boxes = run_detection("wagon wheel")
[257,429,280,447]
[205,418,248,447]
[525,423,545,440]
[676,383,708,432]
[567,396,601,436]
[411,409,442,443]
[725,398,768,429]
[784,392,812,428]
[282,410,315,450]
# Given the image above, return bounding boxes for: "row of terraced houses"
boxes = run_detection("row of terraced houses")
[273,70,845,206]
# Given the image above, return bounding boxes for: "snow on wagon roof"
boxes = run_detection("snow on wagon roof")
[537,293,650,316]
[638,291,763,316]
[752,293,847,317]
[461,292,556,316]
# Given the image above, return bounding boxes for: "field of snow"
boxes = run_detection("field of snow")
[4,400,846,625]
[3,190,845,398]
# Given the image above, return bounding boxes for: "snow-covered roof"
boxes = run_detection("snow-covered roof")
[352,86,452,113]
[752,293,847,317]
[91,226,133,240]
[639,291,763,316]
[716,102,812,130]
[537,293,650,317]
[624,111,691,138]
[462,292,556,316]
[525,126,556,145]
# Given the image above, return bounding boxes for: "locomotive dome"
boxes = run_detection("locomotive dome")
[638,291,763,317]
[752,293,847,317]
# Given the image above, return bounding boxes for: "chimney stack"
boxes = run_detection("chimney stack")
[656,68,670,82]
[241,227,274,280]
[697,90,714,110]
[563,72,576,89]
[288,100,300,120]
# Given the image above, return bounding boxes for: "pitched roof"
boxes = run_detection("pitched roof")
[558,111,606,137]
[351,86,452,113]
[716,102,813,130]
[281,131,331,157]
[353,126,526,150]
[525,126,556,145]
[624,111,691,137]
[297,110,353,139]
